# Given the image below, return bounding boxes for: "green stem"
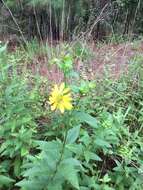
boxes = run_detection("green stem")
[64,71,67,85]
[51,127,68,181]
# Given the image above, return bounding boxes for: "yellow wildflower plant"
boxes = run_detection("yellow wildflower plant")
[49,83,73,113]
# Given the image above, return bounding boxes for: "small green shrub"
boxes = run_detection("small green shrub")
[0,44,43,189]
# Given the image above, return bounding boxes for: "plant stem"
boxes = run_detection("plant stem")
[51,127,68,181]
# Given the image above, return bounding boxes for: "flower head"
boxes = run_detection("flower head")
[49,83,73,113]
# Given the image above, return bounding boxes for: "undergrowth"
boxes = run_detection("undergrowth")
[0,40,143,190]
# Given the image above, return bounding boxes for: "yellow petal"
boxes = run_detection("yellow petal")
[63,94,72,101]
[58,104,65,113]
[51,89,59,98]
[53,84,59,93]
[51,103,57,111]
[59,83,65,92]
[49,83,73,113]
[49,97,54,104]
[64,102,73,110]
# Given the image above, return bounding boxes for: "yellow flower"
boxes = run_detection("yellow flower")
[49,83,73,113]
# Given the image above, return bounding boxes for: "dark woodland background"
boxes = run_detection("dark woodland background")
[0,0,143,42]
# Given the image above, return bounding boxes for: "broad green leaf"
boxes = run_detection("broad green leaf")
[100,174,111,183]
[61,158,82,168]
[21,147,29,157]
[74,111,98,128]
[16,180,42,190]
[80,187,89,190]
[95,139,111,148]
[60,165,79,189]
[0,175,15,186]
[66,125,81,144]
[48,183,62,190]
[66,143,83,155]
[84,151,102,163]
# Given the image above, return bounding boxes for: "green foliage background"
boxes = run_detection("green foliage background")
[0,40,143,189]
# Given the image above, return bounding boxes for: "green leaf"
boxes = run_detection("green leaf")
[80,187,89,190]
[0,175,15,186]
[48,183,62,190]
[74,111,98,128]
[66,143,83,155]
[84,151,102,163]
[14,157,21,177]
[21,146,29,157]
[100,174,111,183]
[68,71,79,79]
[95,139,111,148]
[16,180,42,190]
[0,43,7,53]
[66,125,81,144]
[61,158,82,168]
[60,165,79,189]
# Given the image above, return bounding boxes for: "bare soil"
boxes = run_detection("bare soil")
[35,41,143,82]
[5,39,143,82]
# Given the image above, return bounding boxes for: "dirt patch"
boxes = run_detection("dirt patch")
[48,41,143,81]
[6,40,143,82]
[87,41,143,79]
